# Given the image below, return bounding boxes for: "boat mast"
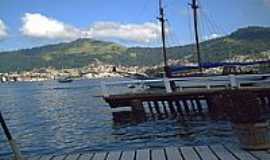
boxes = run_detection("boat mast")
[158,0,169,77]
[190,0,203,73]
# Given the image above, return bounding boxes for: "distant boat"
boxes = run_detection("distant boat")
[58,64,73,83]
[58,77,73,83]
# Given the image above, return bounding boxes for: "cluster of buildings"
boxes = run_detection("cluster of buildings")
[0,63,148,83]
[1,55,268,83]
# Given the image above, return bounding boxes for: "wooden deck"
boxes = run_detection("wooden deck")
[27,145,270,160]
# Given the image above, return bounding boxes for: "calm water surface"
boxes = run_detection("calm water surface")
[0,79,238,158]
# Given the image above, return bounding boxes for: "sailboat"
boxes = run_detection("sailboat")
[102,0,270,114]
[148,0,269,89]
[57,65,73,83]
[130,0,212,91]
[139,0,208,90]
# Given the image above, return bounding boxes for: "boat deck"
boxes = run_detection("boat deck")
[27,145,270,160]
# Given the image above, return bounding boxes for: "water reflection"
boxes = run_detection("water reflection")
[0,79,238,159]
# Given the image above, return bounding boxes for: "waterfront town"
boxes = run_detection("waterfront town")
[0,62,154,82]
[0,62,266,83]
[0,59,193,82]
[0,56,267,82]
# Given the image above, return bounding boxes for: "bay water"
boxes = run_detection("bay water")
[0,79,238,158]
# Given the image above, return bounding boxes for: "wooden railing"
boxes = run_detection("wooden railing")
[101,73,270,97]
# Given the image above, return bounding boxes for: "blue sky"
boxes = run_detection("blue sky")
[0,0,270,51]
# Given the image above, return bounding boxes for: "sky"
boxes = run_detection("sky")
[0,0,270,51]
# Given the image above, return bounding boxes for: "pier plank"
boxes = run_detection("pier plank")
[106,151,121,160]
[194,146,218,160]
[136,149,150,160]
[210,145,238,160]
[120,151,135,160]
[65,154,81,160]
[180,147,200,160]
[250,151,270,160]
[24,145,270,160]
[165,147,182,160]
[151,149,166,160]
[224,145,257,160]
[78,153,94,160]
[92,152,107,160]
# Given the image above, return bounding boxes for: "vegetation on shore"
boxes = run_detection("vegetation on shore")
[0,26,270,73]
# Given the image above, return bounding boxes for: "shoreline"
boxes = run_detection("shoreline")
[0,73,125,83]
[0,64,150,83]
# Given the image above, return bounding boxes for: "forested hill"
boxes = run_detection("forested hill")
[0,26,270,72]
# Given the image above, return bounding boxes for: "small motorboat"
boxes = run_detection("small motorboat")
[58,77,73,83]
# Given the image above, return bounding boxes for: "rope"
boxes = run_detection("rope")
[0,112,24,160]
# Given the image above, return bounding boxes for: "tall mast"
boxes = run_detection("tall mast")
[158,0,169,77]
[190,0,203,73]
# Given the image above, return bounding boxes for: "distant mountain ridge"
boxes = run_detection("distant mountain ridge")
[0,26,270,72]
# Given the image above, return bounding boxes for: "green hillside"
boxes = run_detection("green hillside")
[0,39,127,72]
[0,26,270,72]
[127,26,270,65]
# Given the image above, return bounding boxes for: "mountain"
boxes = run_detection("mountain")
[0,26,270,73]
[0,39,128,72]
[128,26,270,66]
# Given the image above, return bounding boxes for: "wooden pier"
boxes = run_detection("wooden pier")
[104,87,270,123]
[27,145,270,160]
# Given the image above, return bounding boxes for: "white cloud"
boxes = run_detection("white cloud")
[20,13,163,43]
[204,33,221,40]
[0,19,8,40]
[85,22,161,43]
[21,13,81,39]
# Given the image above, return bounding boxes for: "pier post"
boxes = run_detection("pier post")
[0,112,24,160]
[228,91,270,150]
[167,101,177,117]
[175,101,184,117]
[130,100,146,122]
[164,78,173,93]
[229,74,238,89]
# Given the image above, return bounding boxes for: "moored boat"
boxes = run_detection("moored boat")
[101,0,270,122]
[58,77,73,83]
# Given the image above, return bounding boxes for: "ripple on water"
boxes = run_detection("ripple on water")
[0,79,238,158]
